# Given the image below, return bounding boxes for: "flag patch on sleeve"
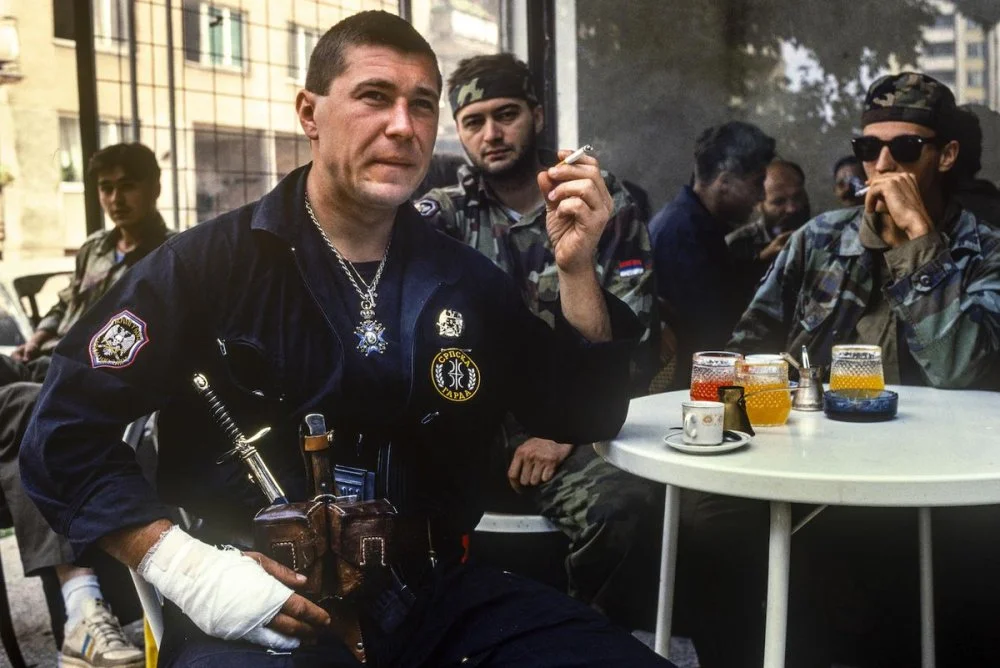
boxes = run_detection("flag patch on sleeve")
[617,259,645,278]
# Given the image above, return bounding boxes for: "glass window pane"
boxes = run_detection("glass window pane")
[53,0,75,40]
[410,0,502,157]
[230,11,243,67]
[58,117,83,183]
[182,1,201,62]
[574,0,1000,215]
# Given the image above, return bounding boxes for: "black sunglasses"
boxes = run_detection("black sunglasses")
[851,135,939,163]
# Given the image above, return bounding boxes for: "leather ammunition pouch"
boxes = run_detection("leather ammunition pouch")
[252,497,413,663]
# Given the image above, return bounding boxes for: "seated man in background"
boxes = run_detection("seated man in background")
[416,53,662,627]
[648,121,775,388]
[725,159,811,289]
[714,72,1000,668]
[0,143,169,668]
[832,154,866,207]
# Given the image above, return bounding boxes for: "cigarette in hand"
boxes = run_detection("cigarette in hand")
[856,185,870,196]
[557,144,594,166]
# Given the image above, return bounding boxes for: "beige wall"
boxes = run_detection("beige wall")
[0,0,397,259]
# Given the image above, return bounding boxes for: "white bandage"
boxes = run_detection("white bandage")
[137,525,299,649]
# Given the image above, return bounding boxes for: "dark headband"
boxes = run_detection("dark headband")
[448,70,538,117]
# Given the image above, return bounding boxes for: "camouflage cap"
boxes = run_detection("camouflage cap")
[862,72,957,133]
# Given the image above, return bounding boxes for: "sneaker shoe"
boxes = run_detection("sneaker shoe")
[60,598,145,668]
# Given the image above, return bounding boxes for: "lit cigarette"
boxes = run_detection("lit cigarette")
[856,186,870,196]
[558,144,594,166]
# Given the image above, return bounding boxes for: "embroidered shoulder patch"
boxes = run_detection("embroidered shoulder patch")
[415,198,440,218]
[431,348,480,402]
[89,310,150,369]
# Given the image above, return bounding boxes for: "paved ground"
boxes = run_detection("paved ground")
[0,533,58,668]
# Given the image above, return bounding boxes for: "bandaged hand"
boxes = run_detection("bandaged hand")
[137,525,305,649]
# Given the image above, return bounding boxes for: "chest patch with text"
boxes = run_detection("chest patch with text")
[431,348,481,402]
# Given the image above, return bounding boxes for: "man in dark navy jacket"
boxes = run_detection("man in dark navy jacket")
[648,121,775,388]
[20,11,672,668]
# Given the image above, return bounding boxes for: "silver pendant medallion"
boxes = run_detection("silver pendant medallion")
[355,319,388,356]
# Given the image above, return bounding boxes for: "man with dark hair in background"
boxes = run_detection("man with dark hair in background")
[725,159,811,288]
[0,142,169,668]
[415,53,661,628]
[21,12,672,668]
[833,154,867,207]
[648,121,775,388]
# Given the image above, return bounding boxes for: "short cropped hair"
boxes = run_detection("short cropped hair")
[770,159,806,184]
[305,10,440,95]
[832,155,861,177]
[693,121,776,184]
[87,143,160,183]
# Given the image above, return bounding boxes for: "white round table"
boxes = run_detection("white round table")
[594,386,1000,668]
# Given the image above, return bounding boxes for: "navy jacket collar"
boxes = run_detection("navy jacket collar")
[248,163,463,400]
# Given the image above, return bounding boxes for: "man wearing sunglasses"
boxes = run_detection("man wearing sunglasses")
[716,72,1000,666]
[730,71,1000,390]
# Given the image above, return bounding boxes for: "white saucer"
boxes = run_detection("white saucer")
[663,430,751,455]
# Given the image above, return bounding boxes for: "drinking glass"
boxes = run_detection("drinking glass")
[737,354,792,427]
[829,344,885,394]
[690,351,743,401]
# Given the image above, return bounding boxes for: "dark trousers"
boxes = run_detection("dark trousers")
[158,563,676,668]
[680,492,1000,668]
[0,379,76,575]
[530,445,664,628]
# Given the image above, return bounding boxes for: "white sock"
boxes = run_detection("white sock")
[62,574,103,631]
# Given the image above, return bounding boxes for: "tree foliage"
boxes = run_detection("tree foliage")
[576,0,938,210]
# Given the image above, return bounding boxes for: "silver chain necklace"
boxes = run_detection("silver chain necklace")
[304,196,391,356]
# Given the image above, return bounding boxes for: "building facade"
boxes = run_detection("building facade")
[0,0,500,260]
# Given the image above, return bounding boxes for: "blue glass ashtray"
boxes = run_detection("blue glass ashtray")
[823,389,898,422]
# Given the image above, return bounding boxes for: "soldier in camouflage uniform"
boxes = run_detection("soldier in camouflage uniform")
[687,73,1000,668]
[415,53,662,625]
[0,143,168,668]
[725,159,811,293]
[730,73,1000,388]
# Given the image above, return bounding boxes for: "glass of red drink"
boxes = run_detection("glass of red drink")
[690,351,743,401]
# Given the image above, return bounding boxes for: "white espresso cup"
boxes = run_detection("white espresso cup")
[682,400,726,445]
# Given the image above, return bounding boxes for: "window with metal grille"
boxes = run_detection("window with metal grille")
[287,23,319,83]
[53,0,128,46]
[183,1,246,70]
[58,116,132,183]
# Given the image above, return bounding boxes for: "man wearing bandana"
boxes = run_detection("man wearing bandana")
[415,53,662,627]
[20,13,673,668]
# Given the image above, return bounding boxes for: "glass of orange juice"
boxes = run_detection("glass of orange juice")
[830,345,884,395]
[690,352,743,401]
[737,355,792,427]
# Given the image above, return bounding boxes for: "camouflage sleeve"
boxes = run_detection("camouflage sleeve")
[727,224,808,354]
[597,177,658,392]
[37,239,93,334]
[414,187,464,241]
[885,222,1000,389]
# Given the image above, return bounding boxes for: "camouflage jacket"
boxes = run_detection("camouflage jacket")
[728,205,1000,389]
[38,213,172,340]
[725,215,774,264]
[416,164,657,452]
[416,163,655,352]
